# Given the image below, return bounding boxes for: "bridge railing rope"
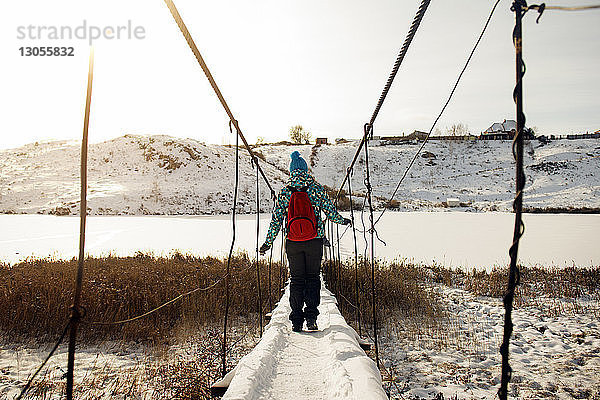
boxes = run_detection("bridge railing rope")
[334,0,432,203]
[163,0,276,200]
[373,0,502,226]
[499,1,528,397]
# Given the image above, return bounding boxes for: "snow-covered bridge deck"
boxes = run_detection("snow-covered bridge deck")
[216,282,387,400]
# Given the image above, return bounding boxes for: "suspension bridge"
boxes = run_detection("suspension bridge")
[14,0,600,399]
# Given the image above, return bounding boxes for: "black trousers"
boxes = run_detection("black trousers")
[285,238,323,324]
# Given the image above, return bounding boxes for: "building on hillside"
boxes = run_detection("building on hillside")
[407,131,428,141]
[315,137,328,145]
[481,119,517,140]
[335,138,351,144]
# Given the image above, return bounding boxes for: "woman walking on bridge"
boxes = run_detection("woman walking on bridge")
[260,151,350,333]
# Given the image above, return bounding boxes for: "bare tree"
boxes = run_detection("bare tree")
[289,125,312,144]
[446,123,469,136]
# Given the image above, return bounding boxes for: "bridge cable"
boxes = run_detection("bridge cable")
[336,224,342,290]
[335,0,431,202]
[268,246,274,310]
[222,124,240,377]
[255,159,264,335]
[363,123,380,368]
[534,3,600,11]
[374,0,502,226]
[163,0,276,199]
[88,268,241,325]
[66,46,94,400]
[499,0,530,397]
[346,168,362,336]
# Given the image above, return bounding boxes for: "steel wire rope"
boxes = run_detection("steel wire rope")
[268,246,274,310]
[363,124,380,368]
[163,0,275,199]
[66,47,94,400]
[254,159,263,335]
[85,262,256,326]
[346,170,362,336]
[334,0,431,201]
[222,127,240,377]
[336,224,341,291]
[374,0,503,227]
[532,3,600,11]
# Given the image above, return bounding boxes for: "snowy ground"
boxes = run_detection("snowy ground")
[1,135,599,215]
[0,323,258,400]
[2,281,597,399]
[380,286,600,399]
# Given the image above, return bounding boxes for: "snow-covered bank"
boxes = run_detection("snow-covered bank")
[0,324,258,400]
[1,135,599,215]
[381,286,600,399]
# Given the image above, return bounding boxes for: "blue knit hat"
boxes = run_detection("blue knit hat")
[289,151,308,171]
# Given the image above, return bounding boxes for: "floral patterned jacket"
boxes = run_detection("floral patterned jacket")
[263,169,346,247]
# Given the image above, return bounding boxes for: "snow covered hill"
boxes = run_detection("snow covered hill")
[0,135,288,215]
[0,135,599,215]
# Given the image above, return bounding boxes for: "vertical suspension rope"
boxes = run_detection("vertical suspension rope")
[279,234,283,291]
[331,221,338,292]
[66,47,94,400]
[336,224,341,296]
[363,124,380,367]
[255,159,263,334]
[280,233,286,286]
[268,247,274,310]
[347,170,362,336]
[499,1,527,398]
[222,128,239,377]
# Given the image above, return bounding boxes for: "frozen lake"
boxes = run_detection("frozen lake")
[0,212,598,269]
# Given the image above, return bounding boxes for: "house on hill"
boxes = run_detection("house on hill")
[408,130,429,141]
[481,119,517,140]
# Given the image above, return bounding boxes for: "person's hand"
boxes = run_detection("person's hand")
[259,243,270,256]
[342,218,352,226]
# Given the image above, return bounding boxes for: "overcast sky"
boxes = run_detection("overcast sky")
[1,0,599,149]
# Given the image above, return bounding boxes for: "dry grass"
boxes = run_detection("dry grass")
[324,259,600,352]
[322,259,445,329]
[0,253,284,343]
[424,264,600,304]
[323,186,364,211]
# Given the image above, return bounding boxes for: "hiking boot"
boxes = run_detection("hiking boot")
[292,323,303,333]
[306,319,318,331]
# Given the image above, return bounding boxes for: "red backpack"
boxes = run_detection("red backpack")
[286,186,317,241]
